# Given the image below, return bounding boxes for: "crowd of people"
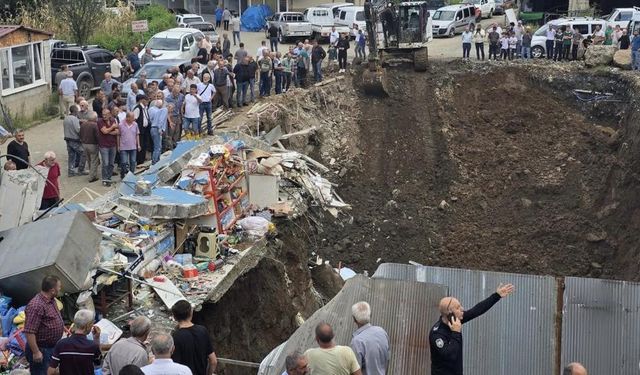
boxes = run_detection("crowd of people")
[50,29,358,190]
[460,20,640,67]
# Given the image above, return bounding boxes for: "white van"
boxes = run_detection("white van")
[606,7,640,29]
[336,6,366,37]
[140,28,205,61]
[317,3,354,20]
[530,18,608,58]
[431,4,478,37]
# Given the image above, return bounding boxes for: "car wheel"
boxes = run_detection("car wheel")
[531,46,544,59]
[78,78,93,99]
[448,28,455,37]
[489,9,493,18]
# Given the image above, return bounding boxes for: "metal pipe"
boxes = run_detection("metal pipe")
[216,357,260,368]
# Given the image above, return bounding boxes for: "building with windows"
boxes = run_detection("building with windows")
[0,26,53,120]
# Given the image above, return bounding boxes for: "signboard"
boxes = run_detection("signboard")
[131,20,149,33]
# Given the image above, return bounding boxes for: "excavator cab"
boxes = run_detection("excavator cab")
[398,3,429,44]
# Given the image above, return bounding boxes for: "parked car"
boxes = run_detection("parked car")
[168,8,191,15]
[605,7,640,29]
[431,4,477,37]
[335,6,366,37]
[267,12,313,43]
[628,13,640,35]
[140,28,205,61]
[304,7,351,42]
[50,45,114,98]
[188,22,219,42]
[474,0,495,19]
[120,59,194,99]
[176,13,205,27]
[530,17,609,58]
[316,3,354,20]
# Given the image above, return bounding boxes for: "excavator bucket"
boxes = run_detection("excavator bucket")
[362,62,388,97]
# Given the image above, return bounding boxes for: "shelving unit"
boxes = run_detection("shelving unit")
[203,155,250,234]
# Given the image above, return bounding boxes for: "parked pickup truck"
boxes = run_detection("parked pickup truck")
[268,12,312,43]
[304,7,350,42]
[51,46,115,98]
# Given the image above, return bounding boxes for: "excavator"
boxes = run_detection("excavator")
[362,0,433,95]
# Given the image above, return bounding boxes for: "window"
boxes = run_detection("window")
[181,37,190,50]
[572,23,589,34]
[615,12,632,21]
[456,10,463,20]
[433,10,455,20]
[0,42,45,94]
[340,11,346,20]
[147,38,181,51]
[356,11,365,21]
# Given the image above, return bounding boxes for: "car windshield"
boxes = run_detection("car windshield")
[146,37,181,51]
[183,17,203,23]
[433,10,455,20]
[135,64,173,79]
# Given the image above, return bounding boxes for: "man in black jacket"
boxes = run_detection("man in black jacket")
[268,24,279,52]
[233,56,252,106]
[429,283,515,375]
[311,40,326,82]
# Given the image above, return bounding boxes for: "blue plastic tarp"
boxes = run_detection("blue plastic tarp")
[241,5,273,32]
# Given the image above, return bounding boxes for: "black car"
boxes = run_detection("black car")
[51,45,115,98]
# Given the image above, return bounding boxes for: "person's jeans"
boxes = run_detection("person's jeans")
[338,51,347,69]
[183,117,201,134]
[274,71,283,94]
[167,115,182,149]
[249,78,256,101]
[99,146,116,182]
[26,345,54,375]
[65,139,85,175]
[260,71,271,96]
[150,127,162,164]
[475,43,485,60]
[82,143,100,180]
[284,72,292,91]
[120,149,137,177]
[546,39,554,59]
[224,20,229,30]
[516,41,522,57]
[572,43,579,60]
[521,46,531,59]
[563,44,571,60]
[233,31,241,45]
[270,37,278,52]
[462,42,471,58]
[199,101,213,133]
[633,50,640,70]
[554,41,563,61]
[213,85,229,109]
[489,42,498,60]
[236,81,249,105]
[313,60,323,82]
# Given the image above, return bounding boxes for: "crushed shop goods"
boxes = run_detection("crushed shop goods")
[0,134,349,370]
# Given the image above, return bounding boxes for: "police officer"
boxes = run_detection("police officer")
[429,283,515,375]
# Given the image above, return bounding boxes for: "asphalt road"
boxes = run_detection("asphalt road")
[17,14,509,203]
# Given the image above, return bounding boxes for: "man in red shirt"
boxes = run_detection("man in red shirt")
[38,151,61,210]
[24,275,65,375]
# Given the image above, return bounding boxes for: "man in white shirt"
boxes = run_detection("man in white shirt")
[329,26,340,47]
[110,52,123,82]
[142,333,192,375]
[182,84,203,139]
[181,70,201,92]
[256,40,269,61]
[545,24,555,59]
[58,71,78,118]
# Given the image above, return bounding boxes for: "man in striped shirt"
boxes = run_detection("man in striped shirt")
[48,310,101,375]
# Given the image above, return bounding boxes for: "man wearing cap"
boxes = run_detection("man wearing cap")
[58,71,77,118]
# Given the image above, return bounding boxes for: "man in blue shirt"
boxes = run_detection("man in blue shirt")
[148,99,168,164]
[350,302,389,375]
[215,7,224,29]
[632,29,640,71]
[128,46,141,73]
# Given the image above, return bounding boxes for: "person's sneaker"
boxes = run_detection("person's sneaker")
[89,177,98,183]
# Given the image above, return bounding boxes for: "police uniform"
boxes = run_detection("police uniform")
[429,293,502,375]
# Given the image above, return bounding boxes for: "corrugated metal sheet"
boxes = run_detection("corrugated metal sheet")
[0,25,53,38]
[259,274,447,375]
[562,277,640,374]
[373,263,558,375]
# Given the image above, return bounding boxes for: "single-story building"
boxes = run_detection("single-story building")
[0,25,53,121]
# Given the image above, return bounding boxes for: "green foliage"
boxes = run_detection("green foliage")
[89,5,175,52]
[52,0,105,45]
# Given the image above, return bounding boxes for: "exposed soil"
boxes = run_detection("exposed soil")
[317,62,638,280]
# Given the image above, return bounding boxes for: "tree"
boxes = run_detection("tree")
[51,0,105,45]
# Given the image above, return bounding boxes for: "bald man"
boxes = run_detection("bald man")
[563,362,587,375]
[429,283,515,375]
